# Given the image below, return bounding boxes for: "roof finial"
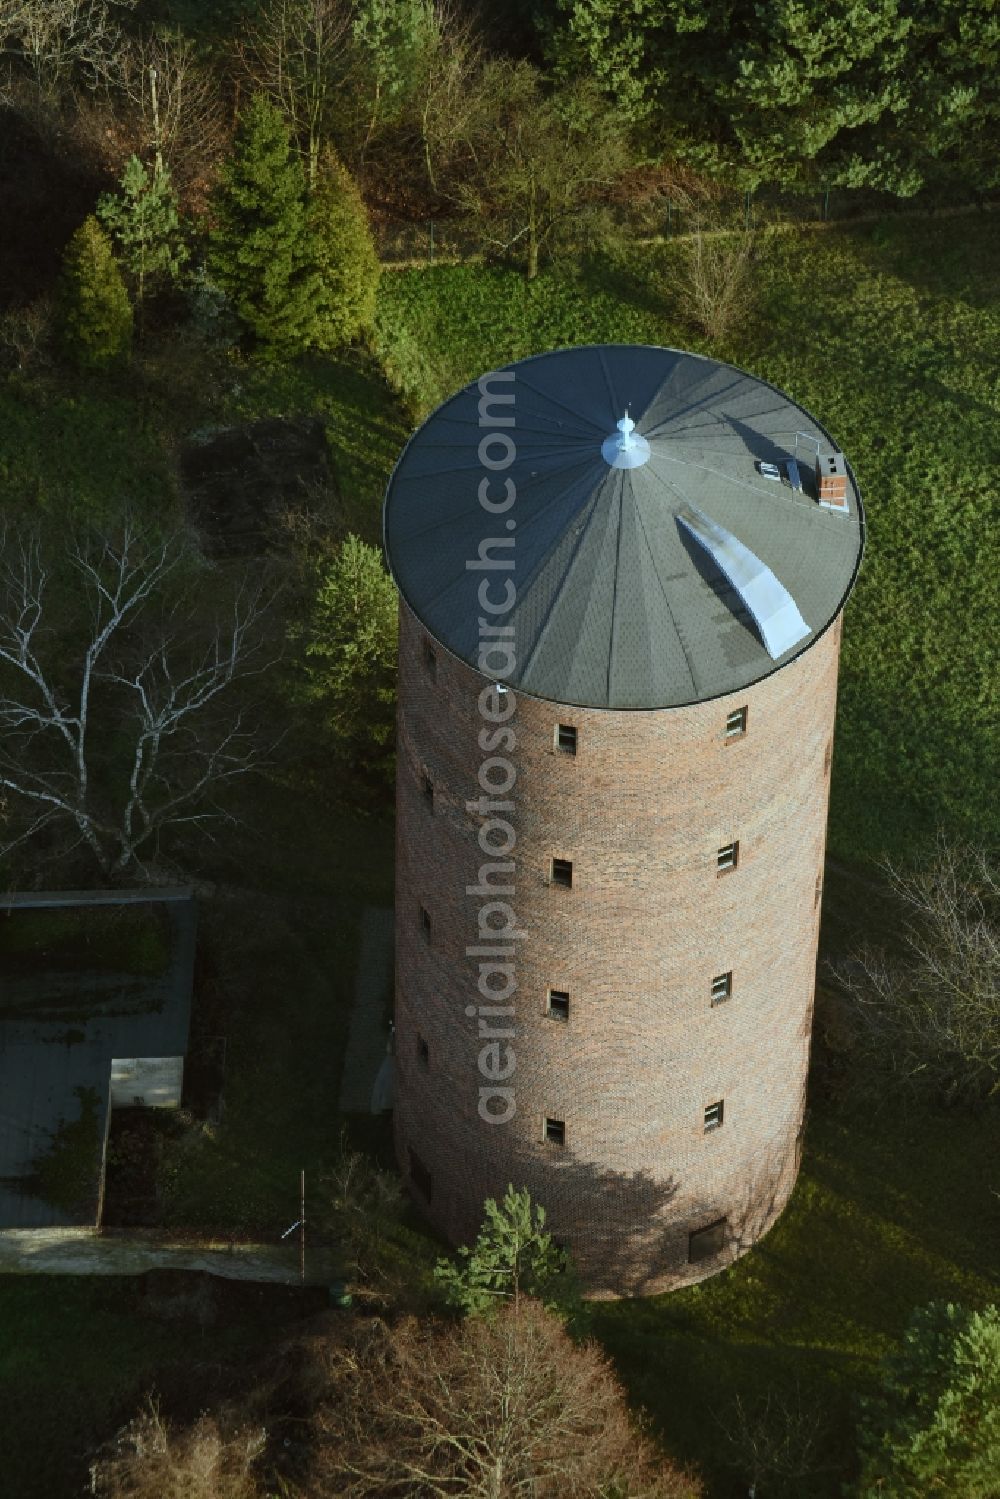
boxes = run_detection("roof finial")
[617,412,635,451]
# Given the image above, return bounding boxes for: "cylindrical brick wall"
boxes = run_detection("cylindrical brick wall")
[394,599,843,1297]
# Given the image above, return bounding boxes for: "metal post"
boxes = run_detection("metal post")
[299,1169,305,1284]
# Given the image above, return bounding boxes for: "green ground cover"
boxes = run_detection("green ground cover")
[0,904,171,980]
[0,1273,318,1499]
[591,1104,1000,1498]
[373,218,1000,862]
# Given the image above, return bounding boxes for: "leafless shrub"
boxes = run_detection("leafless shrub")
[88,1398,265,1499]
[118,28,228,200]
[714,1383,829,1498]
[829,832,1000,1105]
[676,219,758,343]
[0,295,54,372]
[303,1299,703,1498]
[0,0,135,104]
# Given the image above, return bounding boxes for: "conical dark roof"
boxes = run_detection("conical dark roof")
[383,345,864,710]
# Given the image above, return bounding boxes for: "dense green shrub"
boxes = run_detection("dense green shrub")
[309,151,381,351]
[208,94,322,359]
[56,217,133,370]
[855,1301,1000,1497]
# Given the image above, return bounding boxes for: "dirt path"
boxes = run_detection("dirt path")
[0,1226,339,1284]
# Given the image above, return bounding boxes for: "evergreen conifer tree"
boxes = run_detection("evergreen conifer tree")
[56,216,133,370]
[208,93,322,358]
[97,156,188,317]
[309,151,380,352]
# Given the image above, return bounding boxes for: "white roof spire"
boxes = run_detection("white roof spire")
[602,408,650,470]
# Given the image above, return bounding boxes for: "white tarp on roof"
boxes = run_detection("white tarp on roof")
[676,505,810,660]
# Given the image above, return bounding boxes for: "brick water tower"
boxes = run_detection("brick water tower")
[383,345,864,1296]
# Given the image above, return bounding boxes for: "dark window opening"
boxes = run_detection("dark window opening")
[417,1035,429,1069]
[547,989,570,1021]
[824,739,833,775]
[711,972,732,1005]
[423,639,437,678]
[421,772,434,809]
[725,707,747,739]
[551,858,573,888]
[704,1100,725,1131]
[717,842,739,873]
[409,1149,432,1200]
[420,905,431,940]
[556,724,578,755]
[545,1117,566,1146]
[688,1217,727,1263]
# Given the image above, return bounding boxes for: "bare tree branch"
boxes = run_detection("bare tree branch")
[0,520,277,878]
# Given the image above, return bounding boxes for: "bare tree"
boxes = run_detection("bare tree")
[237,0,351,189]
[714,1384,828,1499]
[407,0,483,197]
[676,219,758,344]
[0,0,135,103]
[829,833,1000,1105]
[118,28,226,190]
[0,520,275,879]
[455,62,631,279]
[89,1397,265,1499]
[305,1300,702,1497]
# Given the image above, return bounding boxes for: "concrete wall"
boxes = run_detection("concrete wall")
[393,600,842,1296]
[109,1056,184,1110]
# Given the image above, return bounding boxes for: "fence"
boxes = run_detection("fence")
[376,182,999,267]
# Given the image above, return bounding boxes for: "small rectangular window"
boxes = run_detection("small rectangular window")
[815,874,823,909]
[421,772,434,808]
[547,988,570,1021]
[704,1100,724,1131]
[710,971,732,1005]
[420,905,431,940]
[417,1035,429,1069]
[688,1217,727,1263]
[555,724,578,755]
[716,842,739,873]
[423,639,437,678]
[551,858,573,888]
[725,707,747,739]
[545,1116,566,1146]
[409,1148,432,1200]
[824,739,833,775]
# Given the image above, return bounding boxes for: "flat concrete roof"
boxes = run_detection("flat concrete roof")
[383,345,865,709]
[0,891,196,1229]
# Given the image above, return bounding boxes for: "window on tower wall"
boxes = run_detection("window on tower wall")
[547,988,570,1020]
[417,1035,429,1069]
[688,1217,727,1262]
[551,858,573,888]
[409,1148,432,1200]
[716,842,739,873]
[545,1117,566,1145]
[711,972,732,1005]
[420,906,431,940]
[421,772,434,809]
[725,707,747,739]
[423,638,437,678]
[704,1100,725,1131]
[555,724,578,754]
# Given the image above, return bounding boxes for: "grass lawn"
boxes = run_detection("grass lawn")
[589,1102,1000,1497]
[373,216,1000,864]
[0,1273,322,1499]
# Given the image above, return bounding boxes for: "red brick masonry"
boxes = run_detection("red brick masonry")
[394,601,843,1297]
